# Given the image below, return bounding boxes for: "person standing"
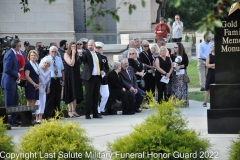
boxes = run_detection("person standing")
[35,57,51,123]
[1,39,21,126]
[79,40,104,119]
[154,17,170,42]
[172,15,183,42]
[133,36,143,54]
[139,40,155,93]
[155,46,173,103]
[171,42,189,107]
[95,41,109,116]
[122,40,136,59]
[58,40,68,61]
[203,43,215,107]
[24,50,40,107]
[43,46,64,119]
[198,33,212,91]
[63,42,84,118]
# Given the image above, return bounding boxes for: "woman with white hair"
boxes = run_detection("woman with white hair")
[128,48,145,89]
[139,40,155,93]
[151,43,160,61]
[107,61,134,115]
[35,56,52,123]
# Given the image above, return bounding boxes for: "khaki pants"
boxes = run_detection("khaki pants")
[197,59,208,88]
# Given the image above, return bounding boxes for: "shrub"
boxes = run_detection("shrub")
[0,118,14,155]
[16,119,97,160]
[108,95,211,160]
[228,134,240,160]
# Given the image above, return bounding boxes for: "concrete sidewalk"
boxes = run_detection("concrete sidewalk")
[6,100,238,160]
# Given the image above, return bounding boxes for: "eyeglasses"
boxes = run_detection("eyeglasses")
[174,47,178,48]
[71,46,76,47]
[52,51,57,53]
[175,18,179,19]
[129,53,135,55]
[143,46,149,47]
[77,43,83,45]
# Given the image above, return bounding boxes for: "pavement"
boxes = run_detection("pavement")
[6,98,238,160]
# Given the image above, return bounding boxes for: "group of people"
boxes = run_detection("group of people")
[123,36,189,107]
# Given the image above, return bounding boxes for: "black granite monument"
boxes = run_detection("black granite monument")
[207,1,240,134]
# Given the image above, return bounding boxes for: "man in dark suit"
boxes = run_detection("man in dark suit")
[119,58,145,113]
[79,39,104,119]
[1,39,21,126]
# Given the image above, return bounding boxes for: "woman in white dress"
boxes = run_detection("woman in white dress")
[35,57,52,123]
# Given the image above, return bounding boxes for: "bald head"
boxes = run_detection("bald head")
[88,39,95,51]
[129,40,135,48]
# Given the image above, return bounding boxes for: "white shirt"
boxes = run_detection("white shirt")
[90,51,99,75]
[46,55,64,78]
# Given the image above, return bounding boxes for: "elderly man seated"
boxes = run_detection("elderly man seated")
[119,58,145,113]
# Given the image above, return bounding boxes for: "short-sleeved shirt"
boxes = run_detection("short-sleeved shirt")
[172,21,183,38]
[46,55,64,78]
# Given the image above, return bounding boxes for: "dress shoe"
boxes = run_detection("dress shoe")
[68,112,76,118]
[134,109,142,113]
[93,115,103,119]
[11,123,19,127]
[72,111,80,117]
[200,87,205,91]
[85,115,91,119]
[203,102,207,107]
[101,112,107,116]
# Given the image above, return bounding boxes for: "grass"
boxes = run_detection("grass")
[189,91,210,102]
[187,60,200,88]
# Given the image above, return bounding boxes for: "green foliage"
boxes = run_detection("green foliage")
[0,118,14,154]
[187,60,199,88]
[229,134,240,160]
[166,0,215,30]
[108,96,211,160]
[16,120,97,160]
[0,88,27,107]
[188,91,210,102]
[18,88,27,106]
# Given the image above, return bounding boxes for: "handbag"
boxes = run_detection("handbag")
[164,83,171,95]
[17,79,28,87]
[183,74,190,83]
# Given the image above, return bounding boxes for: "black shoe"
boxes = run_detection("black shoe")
[101,112,107,116]
[85,115,91,119]
[93,115,103,119]
[11,123,19,127]
[200,87,205,91]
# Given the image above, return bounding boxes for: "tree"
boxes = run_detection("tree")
[165,0,214,30]
[19,0,233,33]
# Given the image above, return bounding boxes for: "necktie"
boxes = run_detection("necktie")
[53,58,58,76]
[125,69,130,79]
[93,52,100,75]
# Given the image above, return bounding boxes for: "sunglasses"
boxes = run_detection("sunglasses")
[77,43,83,45]
[143,45,149,47]
[129,53,135,55]
[174,47,178,48]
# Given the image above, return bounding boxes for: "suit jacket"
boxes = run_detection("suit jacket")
[80,50,104,81]
[1,49,19,90]
[119,66,138,90]
[107,70,124,99]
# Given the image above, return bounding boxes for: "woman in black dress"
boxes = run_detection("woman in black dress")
[128,48,145,89]
[24,50,40,106]
[107,62,134,115]
[155,46,173,103]
[139,40,155,93]
[63,42,84,117]
[203,43,215,107]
